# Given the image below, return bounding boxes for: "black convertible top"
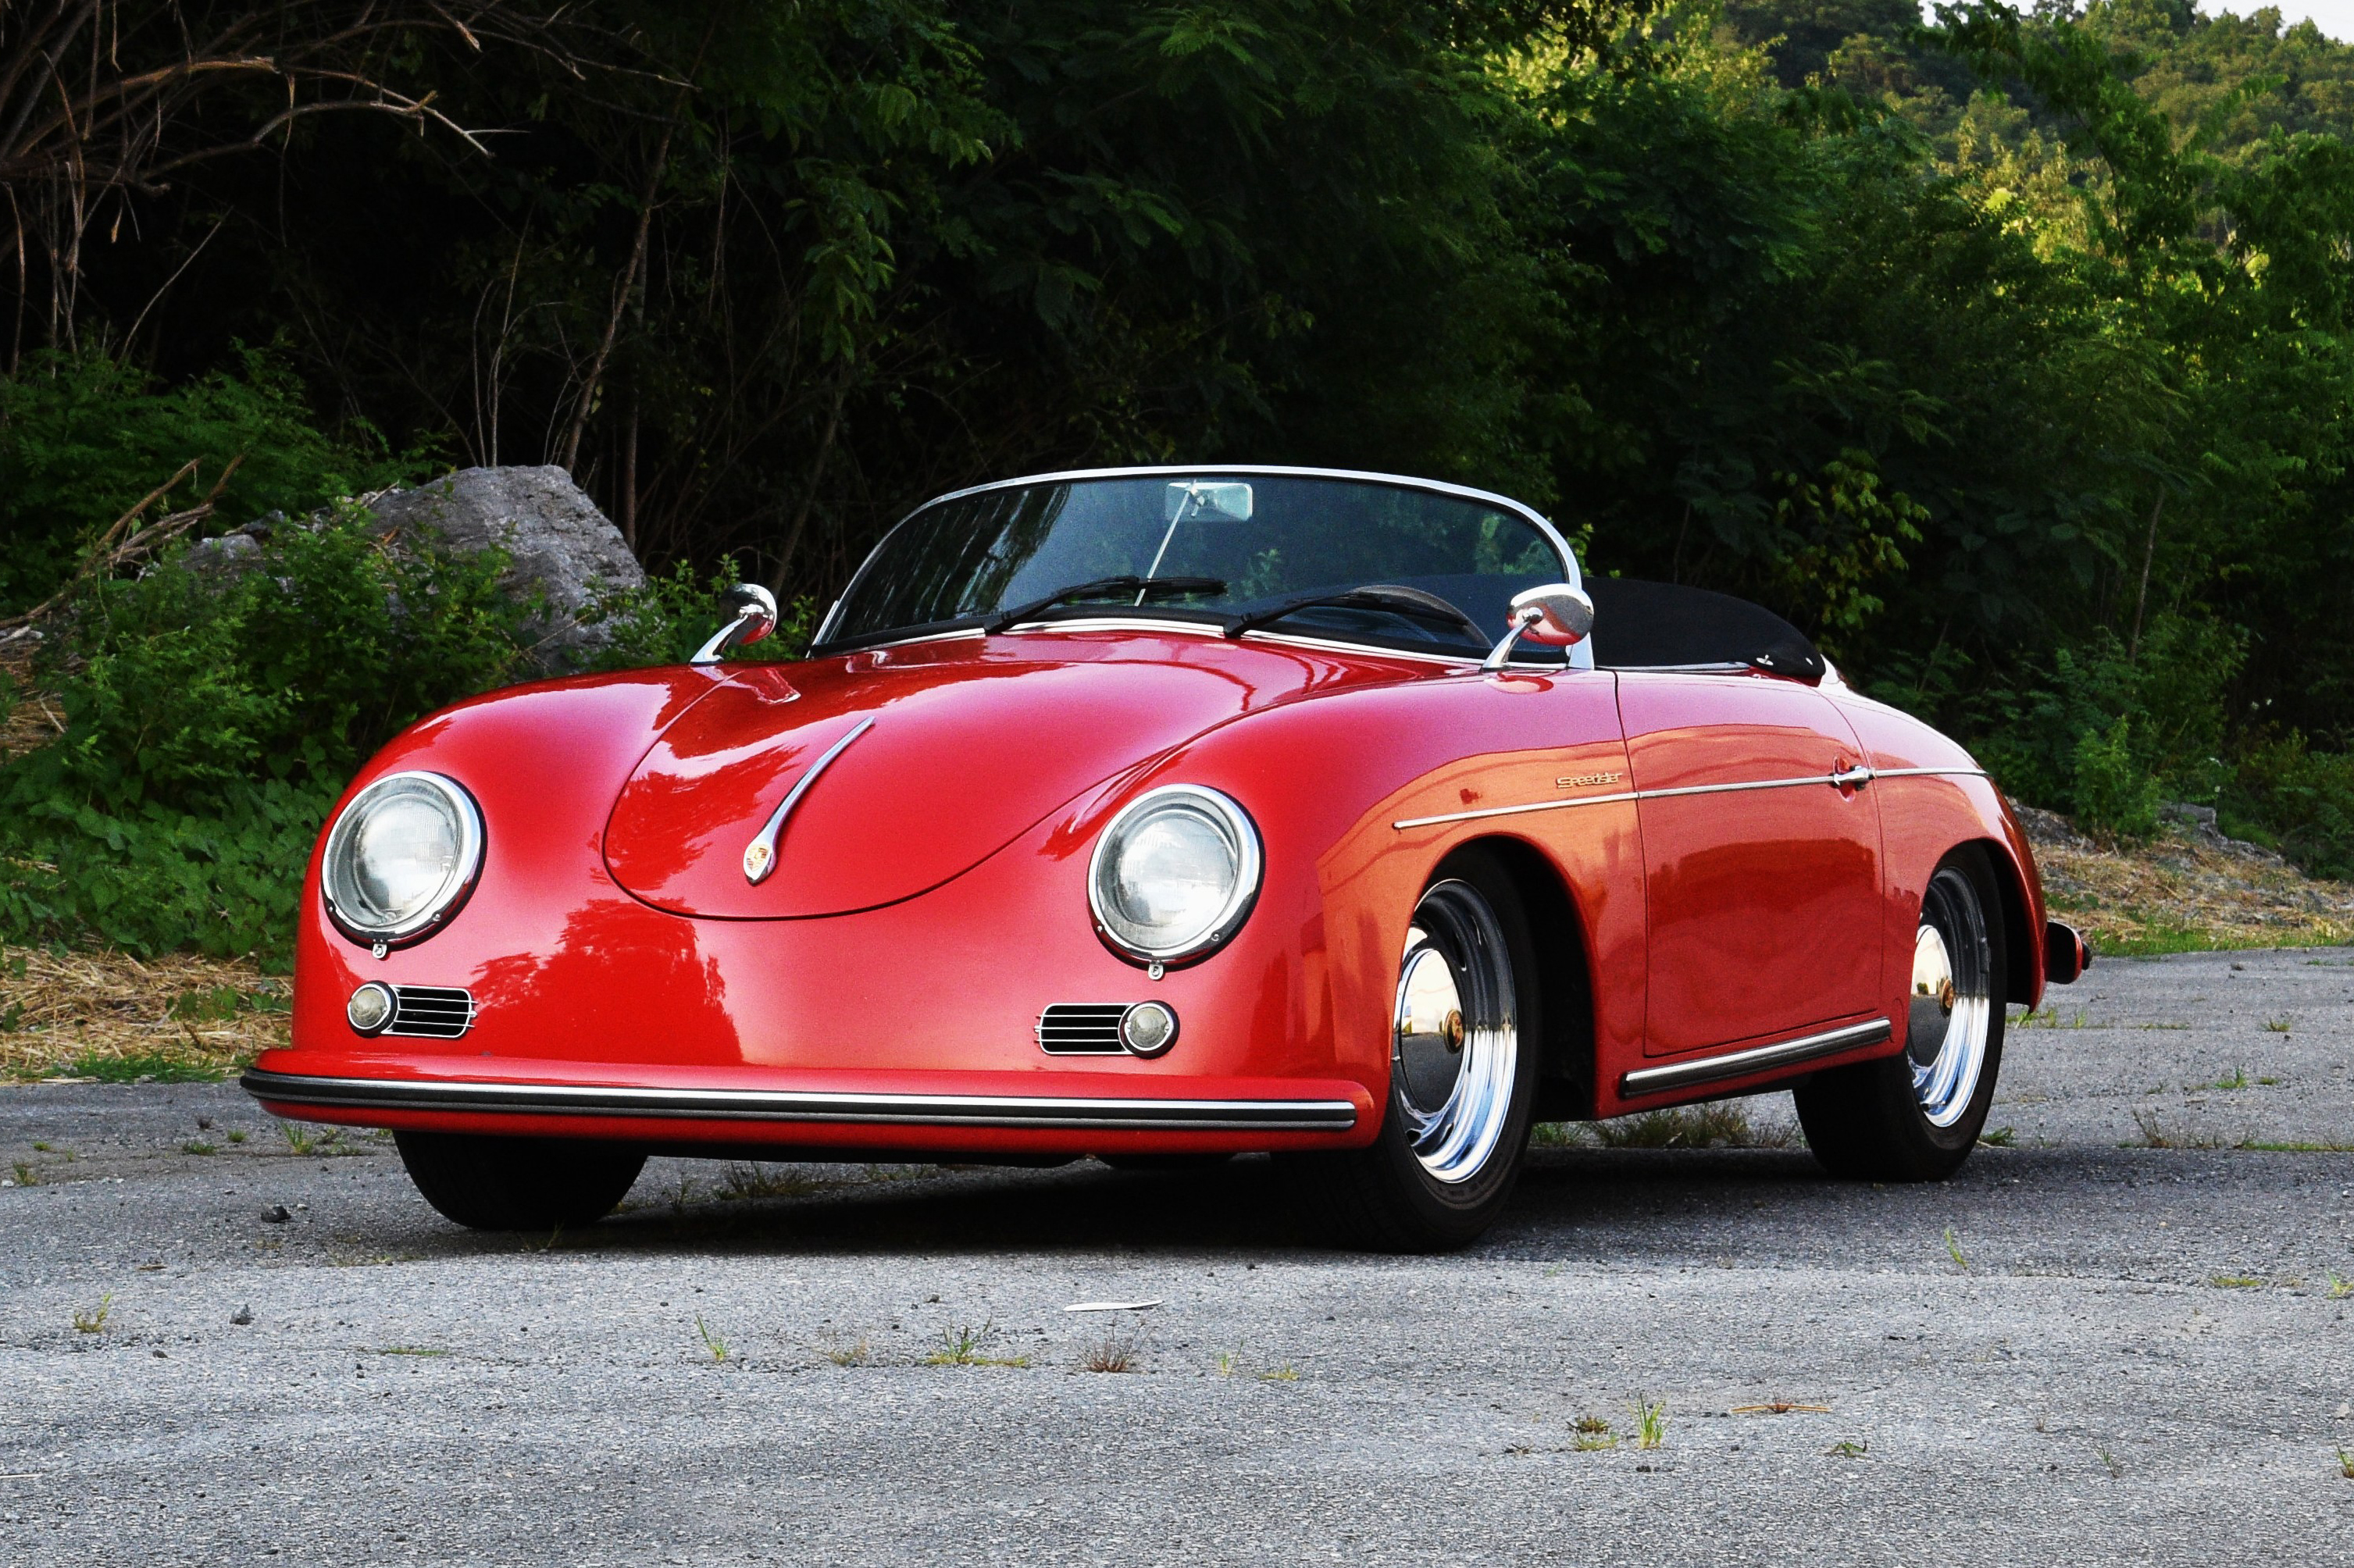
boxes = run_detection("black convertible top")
[1583,577,1825,680]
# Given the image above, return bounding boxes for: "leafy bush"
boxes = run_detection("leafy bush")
[585,561,816,671]
[2070,715,2165,843]
[2224,735,2354,880]
[0,347,423,614]
[0,512,535,961]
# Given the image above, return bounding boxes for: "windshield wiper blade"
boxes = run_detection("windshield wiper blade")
[1222,584,1481,641]
[986,576,1225,634]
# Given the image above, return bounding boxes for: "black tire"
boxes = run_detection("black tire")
[1796,846,2007,1181]
[1286,846,1542,1251]
[394,1131,647,1231]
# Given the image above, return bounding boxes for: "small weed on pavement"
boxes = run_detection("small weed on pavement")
[73,1293,112,1334]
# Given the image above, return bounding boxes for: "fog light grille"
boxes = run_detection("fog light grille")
[1036,1003,1131,1055]
[383,985,477,1039]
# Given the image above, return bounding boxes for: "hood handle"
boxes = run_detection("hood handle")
[741,716,876,885]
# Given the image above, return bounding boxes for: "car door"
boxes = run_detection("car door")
[1615,669,1883,1058]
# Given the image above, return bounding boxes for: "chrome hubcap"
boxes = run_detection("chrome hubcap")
[1908,868,1992,1128]
[1393,881,1518,1183]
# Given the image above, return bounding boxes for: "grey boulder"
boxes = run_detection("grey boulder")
[366,465,644,663]
[189,465,645,668]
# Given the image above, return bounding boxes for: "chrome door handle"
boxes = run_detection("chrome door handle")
[1828,765,1874,789]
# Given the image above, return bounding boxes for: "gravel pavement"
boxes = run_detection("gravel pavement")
[4,946,2352,1564]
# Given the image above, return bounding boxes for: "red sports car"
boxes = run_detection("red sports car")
[244,466,2088,1249]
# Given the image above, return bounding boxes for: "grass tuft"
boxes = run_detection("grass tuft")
[926,1322,1029,1368]
[695,1317,729,1363]
[72,1292,113,1334]
[822,1335,870,1367]
[1257,1363,1300,1383]
[2130,1108,2231,1149]
[1571,1415,1617,1451]
[2264,1016,2294,1034]
[1944,1227,1968,1269]
[1628,1395,1667,1450]
[1590,1103,1793,1150]
[1824,1438,1869,1458]
[1080,1327,1140,1374]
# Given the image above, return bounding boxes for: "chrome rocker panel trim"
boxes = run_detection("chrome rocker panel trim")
[241,1069,1357,1132]
[1618,1017,1892,1099]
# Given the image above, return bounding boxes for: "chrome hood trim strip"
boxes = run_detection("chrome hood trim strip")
[741,715,874,884]
[1618,1017,1892,1098]
[241,1069,1357,1132]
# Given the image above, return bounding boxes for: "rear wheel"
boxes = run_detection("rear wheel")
[1289,848,1539,1250]
[394,1131,646,1231]
[1796,848,2006,1181]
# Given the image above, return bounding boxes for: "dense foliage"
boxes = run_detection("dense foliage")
[5,0,2354,959]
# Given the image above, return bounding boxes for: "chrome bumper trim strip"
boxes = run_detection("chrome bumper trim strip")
[1618,1017,1892,1098]
[241,1069,1358,1132]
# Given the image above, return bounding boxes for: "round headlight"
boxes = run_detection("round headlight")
[321,772,483,947]
[1087,785,1261,964]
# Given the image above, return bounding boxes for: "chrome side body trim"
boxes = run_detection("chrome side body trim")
[240,1069,1358,1132]
[742,715,876,884]
[1391,766,1987,830]
[1393,791,1639,830]
[1618,1017,1892,1098]
[1867,767,1991,782]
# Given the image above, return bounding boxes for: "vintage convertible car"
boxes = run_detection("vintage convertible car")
[243,465,2089,1249]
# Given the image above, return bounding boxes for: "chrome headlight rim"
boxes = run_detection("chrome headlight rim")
[1086,783,1263,966]
[319,770,486,949]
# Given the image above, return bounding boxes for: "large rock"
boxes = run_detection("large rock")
[189,465,645,668]
[366,466,644,663]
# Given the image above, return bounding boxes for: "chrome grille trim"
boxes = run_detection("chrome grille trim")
[240,1070,1356,1132]
[383,985,476,1040]
[1036,1003,1132,1055]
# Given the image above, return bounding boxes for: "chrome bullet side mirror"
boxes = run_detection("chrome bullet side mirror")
[691,583,779,665]
[1482,583,1594,672]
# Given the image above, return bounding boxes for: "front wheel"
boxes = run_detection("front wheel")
[1286,848,1540,1250]
[1796,848,2007,1181]
[394,1131,647,1231]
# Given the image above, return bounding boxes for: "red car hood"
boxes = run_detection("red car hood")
[602,631,1427,918]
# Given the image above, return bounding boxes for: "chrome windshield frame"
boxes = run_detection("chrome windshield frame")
[808,464,1585,661]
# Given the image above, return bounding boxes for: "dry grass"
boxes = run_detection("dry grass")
[2026,813,2354,954]
[0,641,62,765]
[1,942,287,1081]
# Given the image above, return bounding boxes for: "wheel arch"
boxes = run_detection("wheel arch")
[1437,835,1597,1121]
[1962,835,2039,1007]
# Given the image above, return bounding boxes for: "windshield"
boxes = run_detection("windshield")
[819,471,1574,660]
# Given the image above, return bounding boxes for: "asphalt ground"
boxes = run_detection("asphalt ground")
[3,946,2352,1564]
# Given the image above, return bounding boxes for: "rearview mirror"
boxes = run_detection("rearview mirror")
[1481,583,1594,672]
[1165,480,1254,523]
